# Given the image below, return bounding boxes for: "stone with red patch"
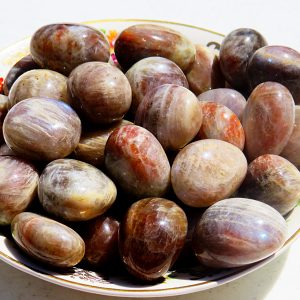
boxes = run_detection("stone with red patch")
[197,88,246,120]
[104,125,170,198]
[119,198,187,281]
[0,77,3,94]
[197,101,245,150]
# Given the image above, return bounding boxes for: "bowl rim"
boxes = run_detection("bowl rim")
[83,18,225,37]
[0,228,299,297]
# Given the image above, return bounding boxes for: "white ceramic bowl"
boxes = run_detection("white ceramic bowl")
[0,19,299,298]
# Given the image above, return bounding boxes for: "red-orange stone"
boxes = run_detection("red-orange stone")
[242,82,295,161]
[197,102,245,150]
[119,198,187,281]
[197,88,246,120]
[104,125,170,198]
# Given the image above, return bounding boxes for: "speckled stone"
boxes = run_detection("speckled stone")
[11,212,85,268]
[192,198,287,268]
[198,88,246,119]
[8,69,69,108]
[0,156,38,225]
[135,84,202,151]
[171,139,247,207]
[3,97,81,161]
[239,154,300,215]
[30,24,110,75]
[114,24,196,71]
[38,159,117,221]
[119,197,187,281]
[242,82,295,161]
[105,125,171,198]
[125,57,188,113]
[197,102,245,150]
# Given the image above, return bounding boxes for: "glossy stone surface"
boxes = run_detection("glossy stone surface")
[3,97,81,161]
[119,198,187,281]
[197,88,246,119]
[0,144,16,156]
[68,62,132,125]
[242,82,295,161]
[105,125,171,198]
[192,198,287,268]
[11,212,85,268]
[30,23,110,75]
[220,28,267,90]
[186,45,224,95]
[135,84,202,151]
[114,24,196,71]
[73,120,132,168]
[171,139,247,207]
[196,102,245,150]
[0,95,8,113]
[8,69,69,109]
[281,106,300,167]
[38,159,117,221]
[83,215,120,268]
[125,57,188,113]
[3,54,40,96]
[239,154,300,216]
[0,95,8,143]
[0,156,38,225]
[248,46,300,104]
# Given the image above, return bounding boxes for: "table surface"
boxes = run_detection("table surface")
[1,0,300,299]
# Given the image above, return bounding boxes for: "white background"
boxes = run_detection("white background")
[1,0,300,299]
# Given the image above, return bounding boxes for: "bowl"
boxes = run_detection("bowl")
[0,19,299,298]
